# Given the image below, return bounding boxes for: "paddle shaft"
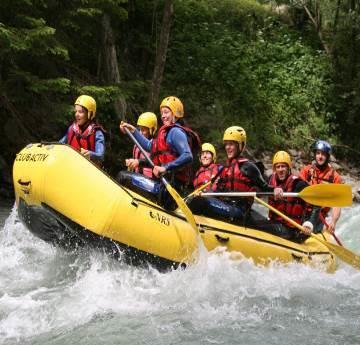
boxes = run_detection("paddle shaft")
[124,127,171,181]
[320,213,343,246]
[124,127,199,233]
[184,166,224,201]
[202,192,294,197]
[201,183,353,208]
[254,196,360,270]
[124,128,155,167]
[254,196,304,231]
[124,128,169,185]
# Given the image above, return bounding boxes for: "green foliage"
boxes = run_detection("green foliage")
[247,28,334,145]
[1,0,359,173]
[28,77,71,94]
[165,0,333,151]
[0,1,69,100]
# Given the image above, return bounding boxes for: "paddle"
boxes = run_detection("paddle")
[124,127,199,234]
[201,183,353,207]
[330,230,343,247]
[253,196,360,270]
[184,166,224,203]
[320,212,343,246]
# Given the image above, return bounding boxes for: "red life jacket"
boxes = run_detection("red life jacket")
[151,124,201,184]
[193,163,220,191]
[303,163,336,185]
[67,122,103,152]
[300,163,342,218]
[219,157,256,192]
[132,145,153,178]
[268,173,307,228]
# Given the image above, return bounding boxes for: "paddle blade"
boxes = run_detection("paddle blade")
[312,234,360,270]
[164,181,199,233]
[184,181,211,202]
[300,184,353,207]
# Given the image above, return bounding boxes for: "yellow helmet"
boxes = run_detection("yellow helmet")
[201,143,217,162]
[272,150,292,169]
[137,112,158,136]
[74,95,96,120]
[223,126,246,151]
[160,96,184,118]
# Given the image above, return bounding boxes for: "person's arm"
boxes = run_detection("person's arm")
[303,205,320,231]
[292,178,308,192]
[163,127,193,172]
[290,179,315,234]
[120,122,152,152]
[327,171,342,232]
[88,130,105,161]
[133,129,152,152]
[241,161,274,192]
[327,207,341,234]
[59,128,69,144]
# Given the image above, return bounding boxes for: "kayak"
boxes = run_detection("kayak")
[13,143,336,272]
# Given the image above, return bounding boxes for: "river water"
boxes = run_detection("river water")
[0,201,359,345]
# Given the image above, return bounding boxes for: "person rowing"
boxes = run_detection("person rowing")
[300,140,342,234]
[189,126,281,225]
[120,96,200,209]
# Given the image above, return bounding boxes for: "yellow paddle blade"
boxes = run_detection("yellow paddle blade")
[311,234,360,270]
[165,182,199,233]
[299,184,353,207]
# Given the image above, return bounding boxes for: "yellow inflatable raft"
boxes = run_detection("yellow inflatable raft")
[13,143,336,272]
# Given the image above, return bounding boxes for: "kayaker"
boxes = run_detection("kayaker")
[60,95,105,165]
[266,150,313,241]
[125,112,157,178]
[299,140,342,234]
[193,143,222,192]
[120,96,201,209]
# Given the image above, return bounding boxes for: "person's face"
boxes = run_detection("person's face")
[274,163,289,181]
[224,141,239,159]
[315,150,328,166]
[160,107,175,126]
[74,105,88,126]
[139,126,151,138]
[200,151,213,167]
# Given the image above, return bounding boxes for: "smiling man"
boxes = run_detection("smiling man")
[218,126,272,205]
[189,126,275,225]
[208,126,278,222]
[267,151,312,239]
[300,140,342,234]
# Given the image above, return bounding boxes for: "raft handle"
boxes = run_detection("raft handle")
[291,254,303,262]
[215,234,229,243]
[17,179,31,186]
